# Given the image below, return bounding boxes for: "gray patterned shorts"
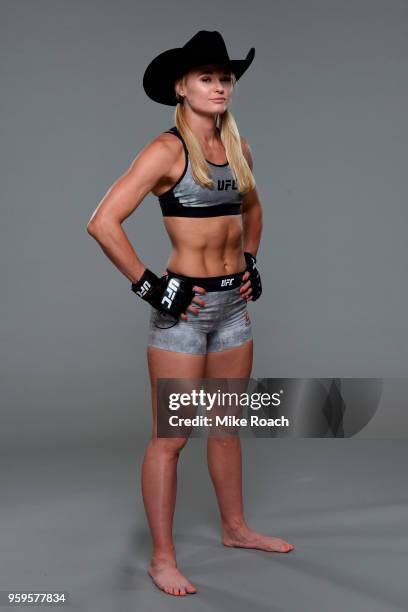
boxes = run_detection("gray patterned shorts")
[147,268,253,354]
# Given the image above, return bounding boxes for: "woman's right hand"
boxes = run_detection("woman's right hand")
[180,285,206,320]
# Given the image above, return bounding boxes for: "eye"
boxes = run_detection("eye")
[201,76,231,83]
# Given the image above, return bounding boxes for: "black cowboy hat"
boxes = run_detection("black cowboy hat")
[143,30,255,106]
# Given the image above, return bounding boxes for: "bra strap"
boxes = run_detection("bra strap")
[163,126,189,159]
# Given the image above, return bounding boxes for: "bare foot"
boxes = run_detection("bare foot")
[148,560,197,596]
[222,523,294,553]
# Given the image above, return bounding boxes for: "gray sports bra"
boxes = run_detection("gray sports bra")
[158,126,243,217]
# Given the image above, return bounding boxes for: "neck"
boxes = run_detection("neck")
[181,106,220,146]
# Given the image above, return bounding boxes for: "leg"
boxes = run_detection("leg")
[205,339,295,553]
[144,346,205,596]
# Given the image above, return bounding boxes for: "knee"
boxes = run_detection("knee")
[207,435,240,449]
[149,436,189,456]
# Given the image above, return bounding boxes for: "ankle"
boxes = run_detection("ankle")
[151,548,177,567]
[222,517,247,532]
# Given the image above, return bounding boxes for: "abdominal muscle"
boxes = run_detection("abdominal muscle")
[163,215,247,277]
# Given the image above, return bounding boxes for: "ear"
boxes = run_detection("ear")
[174,78,185,97]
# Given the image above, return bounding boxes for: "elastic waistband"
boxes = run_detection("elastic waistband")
[166,268,246,291]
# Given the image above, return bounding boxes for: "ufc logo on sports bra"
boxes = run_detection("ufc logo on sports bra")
[161,277,180,308]
[136,280,151,297]
[221,278,234,287]
[217,179,237,191]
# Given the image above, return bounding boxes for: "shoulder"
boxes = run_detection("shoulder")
[240,136,254,170]
[151,130,184,158]
[133,131,184,169]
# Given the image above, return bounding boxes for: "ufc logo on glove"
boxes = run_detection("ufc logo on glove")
[136,280,151,297]
[161,277,181,309]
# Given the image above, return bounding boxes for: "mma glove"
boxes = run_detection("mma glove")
[131,268,194,319]
[244,251,262,301]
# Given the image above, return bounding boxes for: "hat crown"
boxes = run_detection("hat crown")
[182,30,230,65]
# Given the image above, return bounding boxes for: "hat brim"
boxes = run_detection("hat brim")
[143,47,255,106]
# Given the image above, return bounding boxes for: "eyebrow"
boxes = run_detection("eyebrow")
[199,70,231,76]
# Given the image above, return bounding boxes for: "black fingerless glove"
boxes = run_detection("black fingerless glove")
[244,252,262,301]
[131,268,194,318]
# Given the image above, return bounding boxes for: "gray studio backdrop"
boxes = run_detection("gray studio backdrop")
[2,0,408,454]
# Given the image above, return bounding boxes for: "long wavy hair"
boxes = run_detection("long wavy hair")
[173,72,256,195]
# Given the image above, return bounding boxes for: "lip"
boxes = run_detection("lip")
[210,98,226,102]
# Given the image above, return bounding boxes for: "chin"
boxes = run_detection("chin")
[200,109,223,118]
[209,106,227,114]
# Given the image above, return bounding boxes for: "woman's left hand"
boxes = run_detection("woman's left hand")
[240,270,253,301]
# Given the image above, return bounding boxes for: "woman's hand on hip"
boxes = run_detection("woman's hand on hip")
[240,270,253,301]
[180,285,206,320]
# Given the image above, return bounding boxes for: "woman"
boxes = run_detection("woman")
[87,30,294,597]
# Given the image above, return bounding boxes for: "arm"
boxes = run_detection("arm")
[240,137,263,258]
[86,137,179,283]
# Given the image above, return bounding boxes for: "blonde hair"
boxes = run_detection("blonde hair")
[173,72,256,195]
